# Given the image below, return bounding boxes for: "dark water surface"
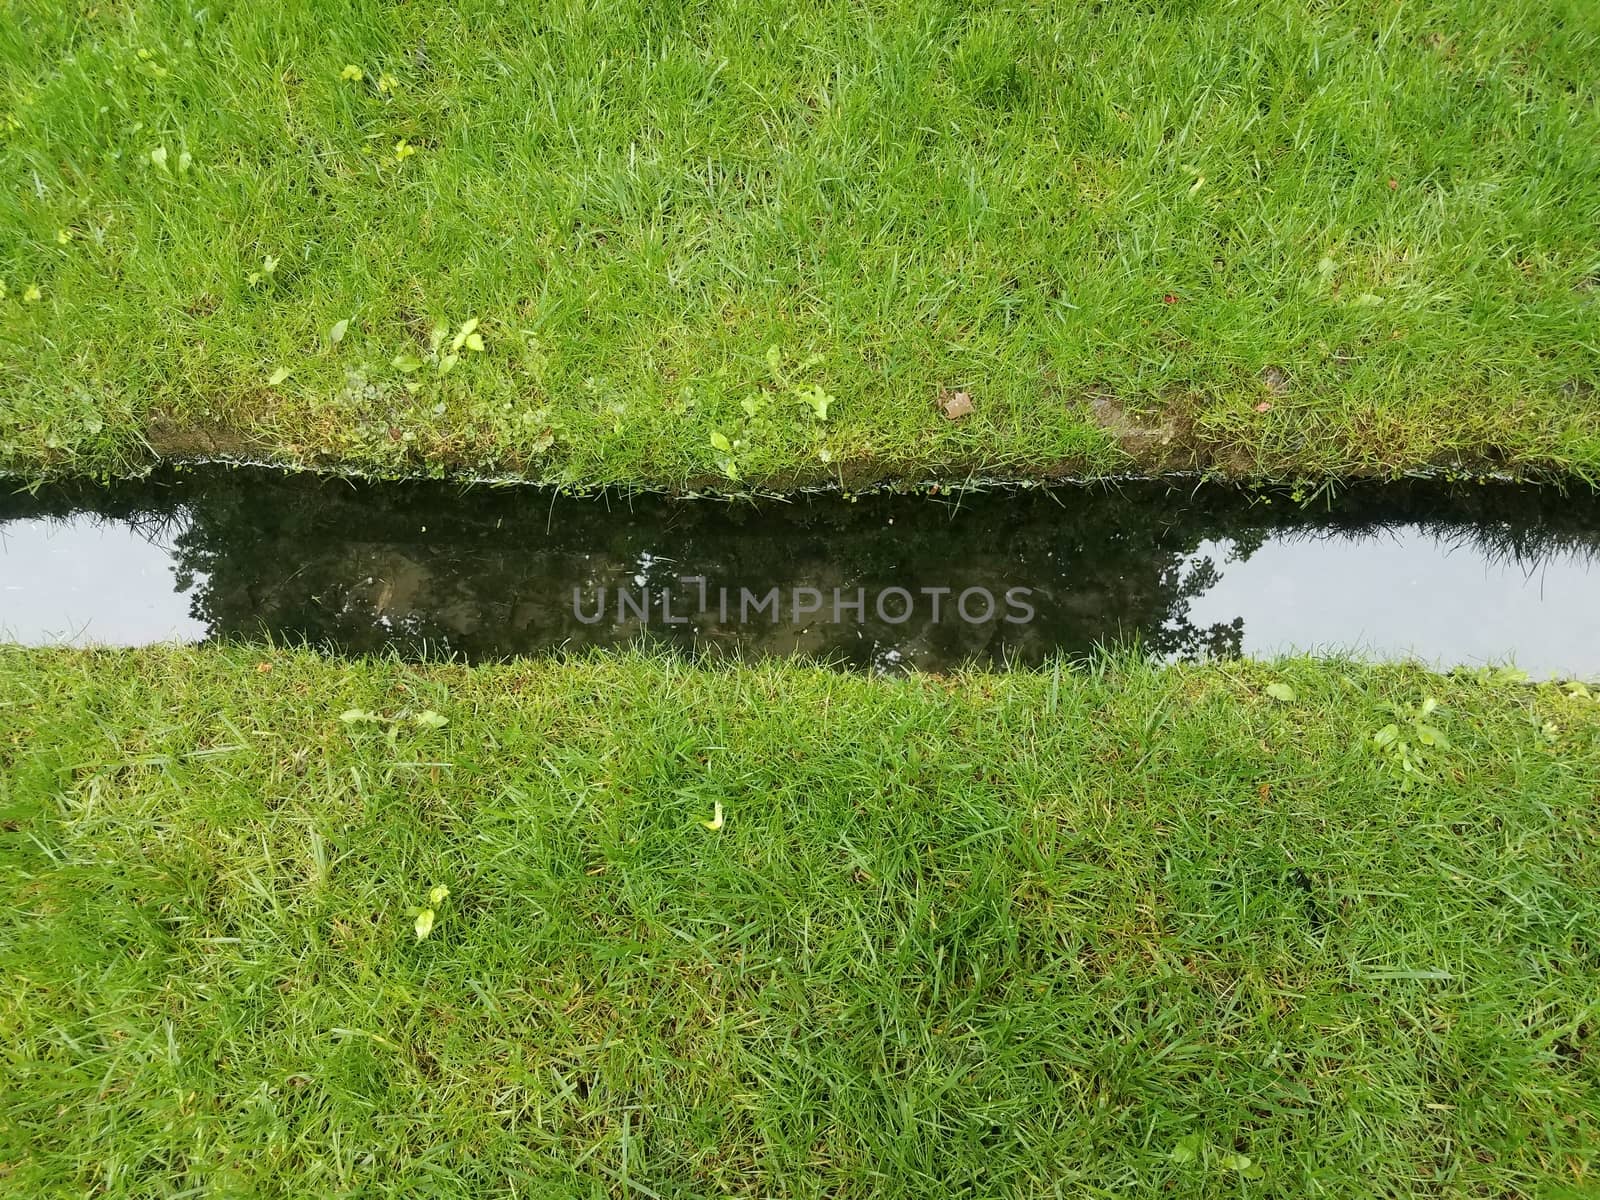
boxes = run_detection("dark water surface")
[2,468,1598,676]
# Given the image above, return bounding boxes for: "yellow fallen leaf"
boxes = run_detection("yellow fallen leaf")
[701,800,724,831]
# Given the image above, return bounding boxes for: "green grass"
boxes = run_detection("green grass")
[2,1,1598,485]
[3,646,1598,1195]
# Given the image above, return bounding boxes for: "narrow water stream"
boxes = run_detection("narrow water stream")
[3,469,1598,676]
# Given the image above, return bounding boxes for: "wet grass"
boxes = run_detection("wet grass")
[2,1,1599,484]
[3,646,1598,1195]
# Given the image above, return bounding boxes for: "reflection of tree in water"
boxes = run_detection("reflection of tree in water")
[5,471,1598,671]
[153,475,1258,669]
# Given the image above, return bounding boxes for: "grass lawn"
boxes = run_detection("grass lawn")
[3,646,1598,1195]
[2,1,1598,485]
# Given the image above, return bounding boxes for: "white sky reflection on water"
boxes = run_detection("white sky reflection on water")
[0,516,207,646]
[1180,528,1598,678]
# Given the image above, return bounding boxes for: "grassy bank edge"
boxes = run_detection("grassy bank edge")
[7,445,1598,500]
[2,646,1598,1196]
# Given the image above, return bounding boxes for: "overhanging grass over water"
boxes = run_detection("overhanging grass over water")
[2,648,1598,1194]
[2,2,1598,483]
